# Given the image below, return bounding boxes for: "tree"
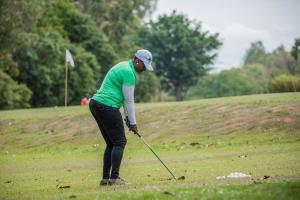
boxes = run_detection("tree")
[0,0,160,109]
[187,39,300,100]
[291,38,300,61]
[68,46,100,104]
[13,30,100,107]
[13,31,68,107]
[0,0,42,52]
[243,41,266,65]
[266,46,299,76]
[243,41,300,76]
[38,0,116,76]
[0,52,19,78]
[187,64,268,99]
[0,70,32,109]
[0,0,41,109]
[135,72,160,102]
[136,11,221,101]
[73,0,157,57]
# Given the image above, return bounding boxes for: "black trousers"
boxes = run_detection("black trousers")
[89,99,127,179]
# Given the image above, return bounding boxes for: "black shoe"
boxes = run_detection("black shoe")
[99,179,109,186]
[109,177,127,185]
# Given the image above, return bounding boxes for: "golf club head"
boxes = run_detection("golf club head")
[175,176,185,180]
[159,176,185,181]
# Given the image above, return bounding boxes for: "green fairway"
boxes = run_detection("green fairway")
[1,93,300,199]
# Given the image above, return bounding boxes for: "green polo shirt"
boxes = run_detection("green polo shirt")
[92,60,136,108]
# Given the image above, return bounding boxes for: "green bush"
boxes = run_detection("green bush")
[268,75,300,93]
[187,64,268,99]
[0,70,32,109]
[13,30,101,107]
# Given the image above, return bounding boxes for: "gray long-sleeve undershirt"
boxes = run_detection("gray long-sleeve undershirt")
[122,85,136,125]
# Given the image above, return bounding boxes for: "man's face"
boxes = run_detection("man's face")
[135,59,146,73]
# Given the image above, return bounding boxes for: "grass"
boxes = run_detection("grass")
[0,93,300,199]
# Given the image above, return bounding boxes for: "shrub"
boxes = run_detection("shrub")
[268,75,300,93]
[0,70,32,109]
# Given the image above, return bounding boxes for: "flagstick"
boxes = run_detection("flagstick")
[65,61,68,107]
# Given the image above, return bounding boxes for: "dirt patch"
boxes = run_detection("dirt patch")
[202,103,300,134]
[282,117,294,123]
[22,115,97,140]
[133,101,300,140]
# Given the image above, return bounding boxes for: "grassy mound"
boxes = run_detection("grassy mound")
[1,93,300,199]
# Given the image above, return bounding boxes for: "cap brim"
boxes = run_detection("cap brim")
[145,63,153,71]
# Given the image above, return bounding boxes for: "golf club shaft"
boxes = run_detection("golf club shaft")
[136,132,177,179]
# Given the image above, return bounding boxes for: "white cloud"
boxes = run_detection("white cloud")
[201,22,215,33]
[272,24,295,33]
[212,24,272,70]
[222,23,271,42]
[153,0,300,71]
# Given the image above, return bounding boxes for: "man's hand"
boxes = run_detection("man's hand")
[124,117,138,134]
[129,124,138,134]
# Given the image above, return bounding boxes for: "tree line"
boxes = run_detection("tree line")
[187,39,300,99]
[1,1,298,110]
[0,0,221,109]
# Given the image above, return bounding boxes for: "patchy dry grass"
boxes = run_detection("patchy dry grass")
[0,93,300,199]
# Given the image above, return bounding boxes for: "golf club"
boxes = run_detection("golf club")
[135,132,185,181]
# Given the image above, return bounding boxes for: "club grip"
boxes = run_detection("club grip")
[135,132,141,138]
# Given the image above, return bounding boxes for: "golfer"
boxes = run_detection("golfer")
[89,49,153,185]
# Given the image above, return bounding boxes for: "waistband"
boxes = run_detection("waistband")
[91,99,119,109]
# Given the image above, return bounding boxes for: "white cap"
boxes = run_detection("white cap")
[135,49,153,71]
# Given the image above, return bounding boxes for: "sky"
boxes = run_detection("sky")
[152,0,300,71]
